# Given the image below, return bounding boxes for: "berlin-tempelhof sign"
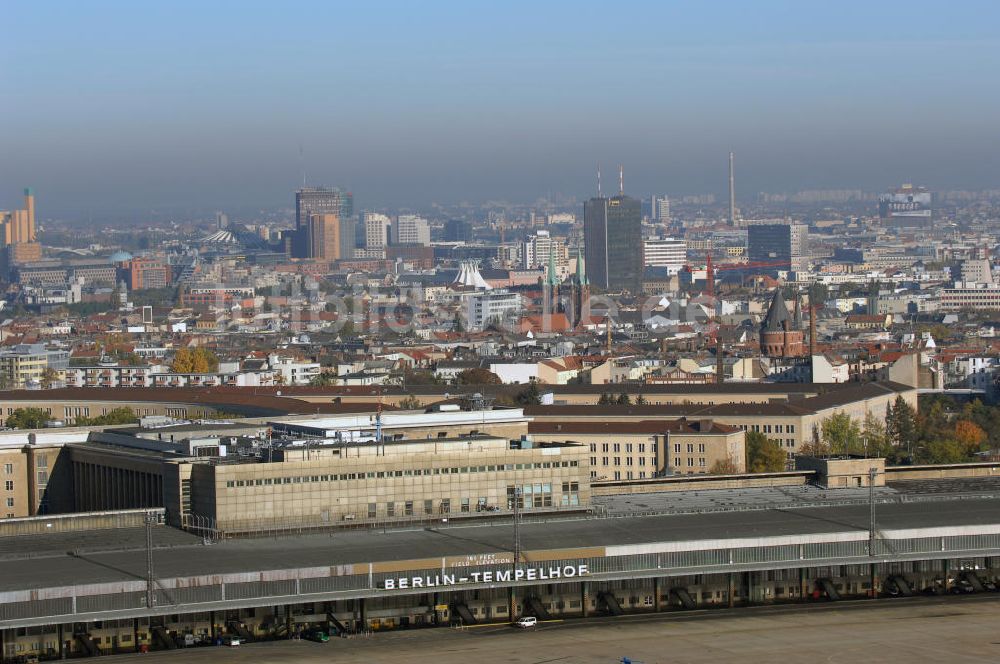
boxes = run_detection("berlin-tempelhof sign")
[382,564,590,590]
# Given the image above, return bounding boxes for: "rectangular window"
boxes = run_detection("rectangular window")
[404,501,414,516]
[4,481,13,491]
[5,498,13,508]
[3,464,12,475]
[386,502,395,517]
[368,503,377,519]
[35,457,47,468]
[461,498,470,513]
[440,498,451,514]
[424,499,433,514]
[687,444,694,453]
[613,443,620,452]
[698,443,705,453]
[674,443,681,453]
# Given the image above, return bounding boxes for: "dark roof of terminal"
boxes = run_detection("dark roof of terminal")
[529,419,741,435]
[0,499,996,592]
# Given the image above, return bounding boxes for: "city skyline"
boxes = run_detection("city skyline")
[3,0,999,216]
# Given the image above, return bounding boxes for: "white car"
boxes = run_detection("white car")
[221,636,241,647]
[515,616,537,628]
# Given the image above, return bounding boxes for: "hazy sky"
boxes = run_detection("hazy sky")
[3,0,999,218]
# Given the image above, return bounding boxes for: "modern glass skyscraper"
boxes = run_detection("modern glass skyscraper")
[584,193,642,292]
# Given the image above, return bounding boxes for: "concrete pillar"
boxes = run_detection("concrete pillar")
[58,624,65,659]
[870,563,878,599]
[942,559,951,592]
[209,612,216,640]
[359,598,367,630]
[508,586,516,621]
[432,593,440,626]
[284,604,292,638]
[800,567,809,599]
[580,582,588,618]
[653,578,661,612]
[727,573,735,608]
[744,571,754,605]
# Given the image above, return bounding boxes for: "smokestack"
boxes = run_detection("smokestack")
[24,187,35,241]
[728,152,736,226]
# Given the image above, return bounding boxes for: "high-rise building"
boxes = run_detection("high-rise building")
[294,187,353,257]
[216,211,229,229]
[364,212,392,248]
[392,215,431,246]
[123,257,172,290]
[747,222,808,274]
[878,184,932,226]
[642,237,687,273]
[443,219,473,243]
[652,195,671,222]
[728,152,737,225]
[522,230,568,282]
[307,213,342,261]
[584,174,642,292]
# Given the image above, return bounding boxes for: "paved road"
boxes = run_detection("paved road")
[108,596,1000,664]
[4,498,1000,592]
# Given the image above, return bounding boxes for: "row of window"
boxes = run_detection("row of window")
[673,458,708,467]
[591,457,654,467]
[224,460,580,488]
[588,443,649,453]
[674,443,706,453]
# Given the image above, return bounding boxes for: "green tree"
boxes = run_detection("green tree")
[862,411,896,460]
[597,393,614,405]
[886,395,918,459]
[309,373,338,387]
[820,412,862,457]
[916,438,967,464]
[515,381,542,406]
[709,458,741,475]
[635,394,648,405]
[746,431,786,472]
[6,408,52,429]
[616,392,632,405]
[77,407,139,426]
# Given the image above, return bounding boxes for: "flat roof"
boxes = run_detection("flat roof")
[1,498,997,594]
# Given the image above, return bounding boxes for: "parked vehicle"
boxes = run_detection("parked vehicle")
[515,616,537,628]
[303,628,330,643]
[221,636,241,647]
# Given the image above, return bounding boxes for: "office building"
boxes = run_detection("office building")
[642,237,687,273]
[123,257,171,290]
[364,212,392,248]
[522,231,568,282]
[747,222,808,274]
[584,172,643,292]
[215,211,229,229]
[465,290,523,331]
[294,187,353,258]
[0,344,70,389]
[444,218,473,243]
[878,184,932,226]
[651,195,671,222]
[393,215,431,246]
[306,213,342,260]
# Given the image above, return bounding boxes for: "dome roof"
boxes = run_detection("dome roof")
[109,250,133,263]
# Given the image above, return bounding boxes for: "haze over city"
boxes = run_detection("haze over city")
[3,0,1000,216]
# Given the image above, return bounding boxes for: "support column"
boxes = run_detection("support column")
[653,578,661,612]
[942,559,951,592]
[432,593,440,626]
[58,624,65,659]
[800,567,809,600]
[727,573,735,608]
[209,612,216,640]
[508,587,516,622]
[744,572,753,605]
[870,563,878,599]
[580,582,588,618]
[359,597,367,631]
[284,604,292,638]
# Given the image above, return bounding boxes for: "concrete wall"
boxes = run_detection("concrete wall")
[591,471,812,496]
[887,462,1000,481]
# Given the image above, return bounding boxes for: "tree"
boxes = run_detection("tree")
[172,348,194,373]
[886,395,918,458]
[402,369,439,386]
[6,408,52,429]
[709,458,741,475]
[954,420,987,455]
[76,407,138,426]
[616,392,632,405]
[173,347,218,373]
[309,373,338,387]
[455,368,502,385]
[862,411,896,460]
[597,393,614,405]
[40,368,60,389]
[820,412,862,457]
[515,381,542,406]
[398,395,423,410]
[745,431,786,472]
[635,394,648,405]
[916,438,967,465]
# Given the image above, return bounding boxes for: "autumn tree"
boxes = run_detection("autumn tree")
[745,431,786,473]
[709,458,741,475]
[886,395,918,458]
[954,420,987,455]
[172,347,219,373]
[455,368,502,385]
